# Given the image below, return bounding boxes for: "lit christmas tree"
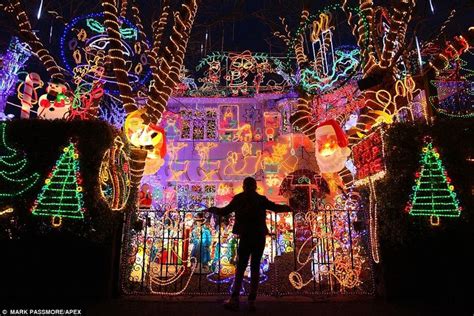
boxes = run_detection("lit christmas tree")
[405,137,462,226]
[31,142,85,227]
[0,123,39,198]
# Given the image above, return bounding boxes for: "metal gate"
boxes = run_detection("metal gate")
[120,207,374,296]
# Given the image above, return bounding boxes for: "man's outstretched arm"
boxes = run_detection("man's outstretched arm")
[264,197,292,213]
[207,196,238,216]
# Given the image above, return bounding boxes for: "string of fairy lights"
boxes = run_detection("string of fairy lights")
[0,123,40,198]
[0,0,472,298]
[101,0,138,114]
[406,137,462,226]
[31,142,85,227]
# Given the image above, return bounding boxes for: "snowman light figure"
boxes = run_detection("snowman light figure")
[37,78,72,120]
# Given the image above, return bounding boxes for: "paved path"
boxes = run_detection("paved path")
[85,296,470,316]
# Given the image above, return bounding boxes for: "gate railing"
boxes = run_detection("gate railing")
[120,208,374,296]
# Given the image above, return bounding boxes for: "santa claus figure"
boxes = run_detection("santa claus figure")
[125,109,167,176]
[138,183,153,209]
[315,120,351,205]
[315,119,351,174]
[38,78,72,120]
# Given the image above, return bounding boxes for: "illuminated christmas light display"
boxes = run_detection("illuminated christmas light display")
[4,0,64,79]
[59,12,151,94]
[120,95,375,296]
[0,123,39,198]
[289,210,365,291]
[194,51,291,96]
[0,37,31,118]
[2,0,473,302]
[405,137,462,226]
[100,136,131,211]
[429,80,474,118]
[31,142,85,227]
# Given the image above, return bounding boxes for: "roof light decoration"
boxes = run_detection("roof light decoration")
[173,66,198,96]
[225,51,255,96]
[194,51,291,96]
[298,11,361,95]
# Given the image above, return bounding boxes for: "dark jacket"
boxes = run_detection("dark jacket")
[210,191,291,237]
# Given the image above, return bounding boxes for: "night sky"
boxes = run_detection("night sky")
[1,0,473,73]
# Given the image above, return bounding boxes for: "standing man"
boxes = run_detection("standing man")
[207,177,291,311]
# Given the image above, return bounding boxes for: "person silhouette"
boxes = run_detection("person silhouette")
[207,177,291,311]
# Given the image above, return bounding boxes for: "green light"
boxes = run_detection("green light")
[86,18,138,40]
[31,142,85,224]
[406,138,461,221]
[0,123,40,198]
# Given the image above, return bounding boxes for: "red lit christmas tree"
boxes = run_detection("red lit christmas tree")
[31,142,85,227]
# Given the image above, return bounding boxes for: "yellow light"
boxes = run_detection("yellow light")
[0,207,14,216]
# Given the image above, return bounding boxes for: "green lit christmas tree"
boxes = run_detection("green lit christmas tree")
[405,137,462,226]
[0,123,39,198]
[31,142,85,227]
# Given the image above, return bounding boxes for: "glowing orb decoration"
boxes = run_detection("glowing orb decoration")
[124,109,166,176]
[315,120,350,173]
[59,13,151,93]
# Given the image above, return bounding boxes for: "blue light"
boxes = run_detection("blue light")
[59,13,151,95]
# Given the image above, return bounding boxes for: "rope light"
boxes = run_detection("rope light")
[7,0,64,79]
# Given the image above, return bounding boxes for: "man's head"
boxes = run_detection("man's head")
[243,177,257,192]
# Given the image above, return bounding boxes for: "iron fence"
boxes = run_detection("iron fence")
[120,207,374,296]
